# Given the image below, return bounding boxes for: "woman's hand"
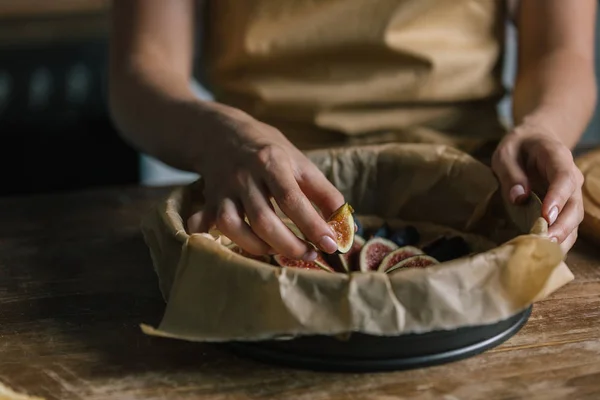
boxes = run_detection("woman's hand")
[491,124,584,253]
[187,105,345,261]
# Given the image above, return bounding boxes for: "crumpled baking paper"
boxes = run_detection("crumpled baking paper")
[139,143,573,342]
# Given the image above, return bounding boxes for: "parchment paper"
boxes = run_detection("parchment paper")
[139,143,573,342]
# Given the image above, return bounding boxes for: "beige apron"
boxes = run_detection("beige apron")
[199,0,508,156]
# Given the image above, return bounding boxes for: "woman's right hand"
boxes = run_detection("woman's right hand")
[187,104,345,261]
[109,0,344,261]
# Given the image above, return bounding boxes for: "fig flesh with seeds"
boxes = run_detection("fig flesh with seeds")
[359,237,398,272]
[385,255,439,274]
[326,203,356,254]
[273,253,334,273]
[377,246,424,272]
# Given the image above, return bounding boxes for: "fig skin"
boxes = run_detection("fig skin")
[326,203,356,254]
[273,253,334,273]
[339,235,365,272]
[359,237,398,272]
[377,246,424,272]
[385,255,439,274]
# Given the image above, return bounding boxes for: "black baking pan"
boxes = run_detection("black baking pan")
[223,305,532,373]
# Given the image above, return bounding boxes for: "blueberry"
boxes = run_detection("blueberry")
[354,217,364,237]
[372,223,390,238]
[423,236,470,262]
[389,226,420,247]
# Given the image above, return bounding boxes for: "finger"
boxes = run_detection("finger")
[187,207,216,233]
[214,198,272,256]
[547,195,584,244]
[298,163,345,219]
[241,178,317,260]
[264,164,339,254]
[560,229,578,255]
[491,144,531,205]
[543,167,583,226]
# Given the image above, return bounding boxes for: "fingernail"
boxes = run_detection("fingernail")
[319,236,338,254]
[548,206,558,225]
[550,236,558,243]
[302,250,318,261]
[509,185,526,204]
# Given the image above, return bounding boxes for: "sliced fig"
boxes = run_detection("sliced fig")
[389,225,420,247]
[422,236,470,262]
[338,235,366,272]
[273,253,334,273]
[377,246,424,272]
[385,255,439,274]
[326,203,355,254]
[359,237,399,272]
[228,245,271,263]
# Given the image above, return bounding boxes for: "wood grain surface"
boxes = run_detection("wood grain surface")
[0,184,599,400]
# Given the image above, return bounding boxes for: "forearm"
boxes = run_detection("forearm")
[109,61,217,172]
[512,50,597,150]
[512,0,598,150]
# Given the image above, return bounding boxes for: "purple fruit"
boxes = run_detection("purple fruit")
[274,253,334,273]
[359,237,398,272]
[385,255,439,274]
[377,246,424,272]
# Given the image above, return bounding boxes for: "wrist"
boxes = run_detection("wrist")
[512,108,584,149]
[188,101,257,173]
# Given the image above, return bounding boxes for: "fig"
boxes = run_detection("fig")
[326,203,355,254]
[228,245,271,263]
[385,255,439,274]
[359,237,398,272]
[422,236,471,262]
[338,235,366,272]
[389,225,420,247]
[377,246,424,272]
[274,253,334,273]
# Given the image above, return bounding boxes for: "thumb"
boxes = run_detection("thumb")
[298,163,345,219]
[187,207,216,233]
[492,148,531,205]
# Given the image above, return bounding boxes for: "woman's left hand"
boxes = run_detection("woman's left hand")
[491,124,584,254]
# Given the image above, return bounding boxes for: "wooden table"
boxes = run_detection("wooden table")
[1,185,599,400]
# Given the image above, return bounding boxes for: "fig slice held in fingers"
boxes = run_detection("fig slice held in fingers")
[273,253,335,273]
[377,246,424,272]
[326,203,356,254]
[385,255,439,274]
[359,237,398,272]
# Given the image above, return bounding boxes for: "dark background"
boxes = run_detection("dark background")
[1,1,599,197]
[0,2,137,197]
